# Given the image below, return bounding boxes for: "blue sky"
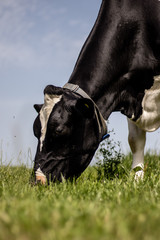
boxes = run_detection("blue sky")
[0,0,160,165]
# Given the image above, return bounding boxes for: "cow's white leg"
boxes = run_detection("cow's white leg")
[127,118,146,180]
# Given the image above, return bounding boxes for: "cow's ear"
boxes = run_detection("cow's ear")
[76,98,94,118]
[34,104,43,113]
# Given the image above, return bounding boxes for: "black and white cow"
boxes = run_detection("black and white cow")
[33,0,160,184]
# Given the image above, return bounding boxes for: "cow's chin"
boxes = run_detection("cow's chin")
[34,150,96,184]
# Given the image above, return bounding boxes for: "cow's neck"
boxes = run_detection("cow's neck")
[68,76,119,120]
[68,0,120,119]
[68,0,156,120]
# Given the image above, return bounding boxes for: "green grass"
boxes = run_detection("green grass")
[0,154,160,240]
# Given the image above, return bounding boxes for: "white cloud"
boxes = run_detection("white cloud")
[0,42,38,68]
[0,0,90,71]
[40,29,85,64]
[69,19,82,27]
[0,0,72,68]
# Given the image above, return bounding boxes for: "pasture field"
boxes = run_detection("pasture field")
[0,153,160,240]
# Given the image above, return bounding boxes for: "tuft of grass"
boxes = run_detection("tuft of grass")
[95,131,129,180]
[0,152,160,240]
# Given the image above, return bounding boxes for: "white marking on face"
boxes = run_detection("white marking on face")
[36,167,47,184]
[135,75,160,131]
[39,94,62,151]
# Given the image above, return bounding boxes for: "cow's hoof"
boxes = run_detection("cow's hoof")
[132,165,144,181]
[134,169,144,181]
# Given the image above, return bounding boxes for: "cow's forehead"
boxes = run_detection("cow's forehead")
[39,93,62,151]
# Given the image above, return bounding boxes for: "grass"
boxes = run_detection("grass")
[0,153,160,240]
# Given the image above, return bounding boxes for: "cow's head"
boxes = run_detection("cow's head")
[33,85,107,184]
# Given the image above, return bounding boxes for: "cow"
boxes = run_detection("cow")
[33,0,160,184]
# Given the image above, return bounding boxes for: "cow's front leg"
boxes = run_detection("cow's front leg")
[127,118,146,180]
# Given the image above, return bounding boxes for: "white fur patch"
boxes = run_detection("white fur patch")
[135,75,160,132]
[36,167,46,178]
[39,94,62,151]
[36,167,47,184]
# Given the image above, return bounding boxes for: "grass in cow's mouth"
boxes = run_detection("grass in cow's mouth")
[0,152,160,240]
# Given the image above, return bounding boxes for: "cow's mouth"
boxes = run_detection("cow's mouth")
[34,150,96,184]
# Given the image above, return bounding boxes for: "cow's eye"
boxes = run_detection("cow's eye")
[55,126,63,134]
[54,124,71,137]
